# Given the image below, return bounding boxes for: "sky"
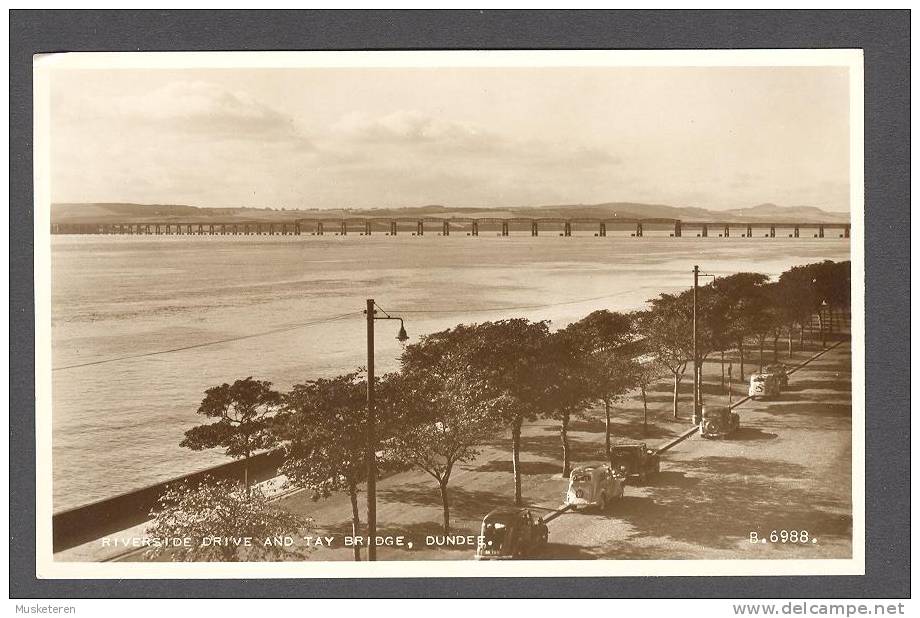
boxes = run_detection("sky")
[47,65,852,212]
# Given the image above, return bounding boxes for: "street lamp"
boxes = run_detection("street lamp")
[364,298,408,561]
[692,265,715,426]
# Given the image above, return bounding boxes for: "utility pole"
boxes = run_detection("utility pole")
[366,298,377,561]
[693,266,700,425]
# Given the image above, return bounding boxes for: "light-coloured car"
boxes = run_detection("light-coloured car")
[749,373,781,398]
[564,464,626,511]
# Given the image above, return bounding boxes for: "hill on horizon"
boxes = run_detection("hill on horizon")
[50,201,851,224]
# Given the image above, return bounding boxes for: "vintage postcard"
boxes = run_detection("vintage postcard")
[33,49,864,578]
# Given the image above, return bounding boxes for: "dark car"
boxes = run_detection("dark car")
[610,442,660,485]
[764,363,790,388]
[699,404,741,439]
[475,507,549,560]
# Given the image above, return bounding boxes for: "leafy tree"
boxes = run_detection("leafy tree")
[456,319,551,506]
[391,336,504,531]
[710,273,770,381]
[632,355,659,437]
[278,372,368,561]
[145,477,309,562]
[777,265,819,351]
[535,326,597,477]
[638,298,692,419]
[180,377,283,492]
[567,310,636,464]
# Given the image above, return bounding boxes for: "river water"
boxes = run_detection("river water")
[50,233,850,511]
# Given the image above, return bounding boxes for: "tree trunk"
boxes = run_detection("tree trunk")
[800,323,805,351]
[561,408,571,478]
[243,441,251,495]
[788,326,794,356]
[819,312,826,347]
[773,334,779,361]
[349,486,362,562]
[641,385,649,437]
[759,338,765,371]
[604,398,612,465]
[439,479,451,534]
[720,350,725,391]
[512,418,523,506]
[672,373,680,420]
[738,340,745,381]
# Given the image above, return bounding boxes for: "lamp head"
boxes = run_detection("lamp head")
[396,323,409,343]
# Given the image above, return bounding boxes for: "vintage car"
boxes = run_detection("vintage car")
[748,372,782,398]
[609,442,660,484]
[764,363,790,388]
[699,404,741,439]
[475,507,549,560]
[564,463,626,511]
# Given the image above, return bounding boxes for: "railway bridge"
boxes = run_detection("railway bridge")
[50,217,851,238]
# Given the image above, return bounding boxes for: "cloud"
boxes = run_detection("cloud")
[322,109,619,168]
[64,81,310,146]
[330,109,499,153]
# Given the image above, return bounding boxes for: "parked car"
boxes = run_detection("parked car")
[699,404,741,439]
[475,507,549,560]
[610,442,660,484]
[749,372,781,398]
[564,463,626,511]
[764,363,790,388]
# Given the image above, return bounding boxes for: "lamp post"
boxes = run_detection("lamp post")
[364,298,408,562]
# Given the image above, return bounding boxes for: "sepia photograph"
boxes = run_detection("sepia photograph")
[32,48,864,579]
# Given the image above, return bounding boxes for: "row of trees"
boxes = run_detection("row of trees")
[164,259,850,560]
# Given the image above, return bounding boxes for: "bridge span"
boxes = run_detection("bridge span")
[50,217,850,239]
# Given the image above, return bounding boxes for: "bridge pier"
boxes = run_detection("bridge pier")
[232,224,239,235]
[417,220,424,236]
[472,220,479,236]
[341,221,347,236]
[636,222,643,237]
[794,226,800,238]
[746,224,752,238]
[564,221,572,236]
[390,221,397,235]
[599,222,606,237]
[723,225,730,237]
[844,225,850,238]
[443,221,450,236]
[701,224,708,237]
[295,222,301,235]
[501,221,509,236]
[364,221,371,235]
[770,226,775,238]
[819,225,825,238]
[531,220,539,236]
[674,221,682,237]
[316,222,324,236]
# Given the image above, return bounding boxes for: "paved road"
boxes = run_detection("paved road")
[540,341,852,559]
